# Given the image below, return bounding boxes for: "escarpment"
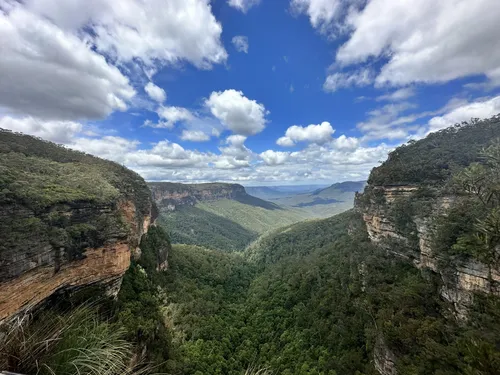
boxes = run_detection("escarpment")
[355,116,500,318]
[148,181,278,211]
[148,182,247,210]
[0,130,158,322]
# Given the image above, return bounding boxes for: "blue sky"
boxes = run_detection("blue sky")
[1,0,500,185]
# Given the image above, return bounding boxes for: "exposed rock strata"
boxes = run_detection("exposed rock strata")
[0,199,154,322]
[149,182,247,211]
[356,185,500,319]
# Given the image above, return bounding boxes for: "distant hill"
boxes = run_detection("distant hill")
[149,182,305,251]
[245,184,329,200]
[249,180,366,218]
[149,182,280,211]
[312,180,366,196]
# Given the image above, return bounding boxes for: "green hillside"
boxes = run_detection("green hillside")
[157,209,500,375]
[159,199,305,252]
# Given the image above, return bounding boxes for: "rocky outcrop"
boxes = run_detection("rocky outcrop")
[0,130,159,323]
[374,337,398,375]
[356,185,500,319]
[149,182,248,211]
[0,199,154,322]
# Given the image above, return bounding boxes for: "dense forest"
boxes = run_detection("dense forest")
[2,117,500,375]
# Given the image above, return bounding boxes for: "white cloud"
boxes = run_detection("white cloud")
[289,84,295,93]
[332,135,360,151]
[428,96,500,133]
[157,106,195,127]
[181,130,211,142]
[336,0,500,87]
[232,36,249,53]
[144,82,166,103]
[0,0,227,123]
[290,0,343,36]
[260,150,290,165]
[72,136,140,162]
[143,119,174,129]
[0,116,82,144]
[26,121,389,183]
[205,90,268,135]
[29,0,227,69]
[0,5,135,121]
[227,0,261,13]
[277,121,335,146]
[376,88,415,102]
[357,102,419,140]
[215,135,253,169]
[323,69,373,92]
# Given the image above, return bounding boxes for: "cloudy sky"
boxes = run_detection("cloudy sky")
[1,0,500,185]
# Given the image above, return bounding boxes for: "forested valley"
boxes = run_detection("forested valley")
[2,117,500,375]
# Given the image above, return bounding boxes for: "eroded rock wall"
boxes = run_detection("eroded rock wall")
[356,185,500,318]
[0,198,153,322]
[148,182,247,211]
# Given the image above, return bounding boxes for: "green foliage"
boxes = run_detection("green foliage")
[117,226,175,371]
[369,116,500,185]
[157,210,500,375]
[0,129,151,215]
[0,306,149,375]
[0,129,151,281]
[434,139,500,264]
[160,205,258,252]
[246,210,361,266]
[160,199,305,252]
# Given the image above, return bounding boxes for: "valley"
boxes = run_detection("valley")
[2,116,500,375]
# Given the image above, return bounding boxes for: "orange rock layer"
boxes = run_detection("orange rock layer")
[0,242,130,321]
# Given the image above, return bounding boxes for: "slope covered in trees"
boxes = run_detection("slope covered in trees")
[156,211,500,375]
[369,115,500,185]
[159,199,304,252]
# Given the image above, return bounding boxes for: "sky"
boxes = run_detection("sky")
[1,0,500,186]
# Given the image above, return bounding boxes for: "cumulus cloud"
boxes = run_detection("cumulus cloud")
[181,130,211,142]
[323,69,373,92]
[205,90,268,135]
[0,0,227,123]
[260,150,290,165]
[227,0,261,13]
[428,96,500,133]
[336,0,500,87]
[232,36,249,53]
[290,0,343,36]
[144,82,166,103]
[277,121,335,146]
[29,0,227,69]
[157,106,195,127]
[0,116,83,144]
[331,135,360,151]
[0,5,134,121]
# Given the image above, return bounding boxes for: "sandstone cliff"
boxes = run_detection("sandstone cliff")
[0,130,159,322]
[148,182,275,211]
[356,184,500,318]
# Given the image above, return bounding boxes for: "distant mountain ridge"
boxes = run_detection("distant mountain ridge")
[312,181,367,196]
[148,182,280,211]
[245,184,329,200]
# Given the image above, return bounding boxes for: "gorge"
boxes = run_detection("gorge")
[1,116,500,375]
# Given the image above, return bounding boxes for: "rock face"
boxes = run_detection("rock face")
[374,337,398,375]
[355,185,500,318]
[148,182,248,211]
[0,130,158,322]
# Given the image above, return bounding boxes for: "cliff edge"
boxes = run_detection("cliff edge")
[355,116,500,318]
[0,130,157,322]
